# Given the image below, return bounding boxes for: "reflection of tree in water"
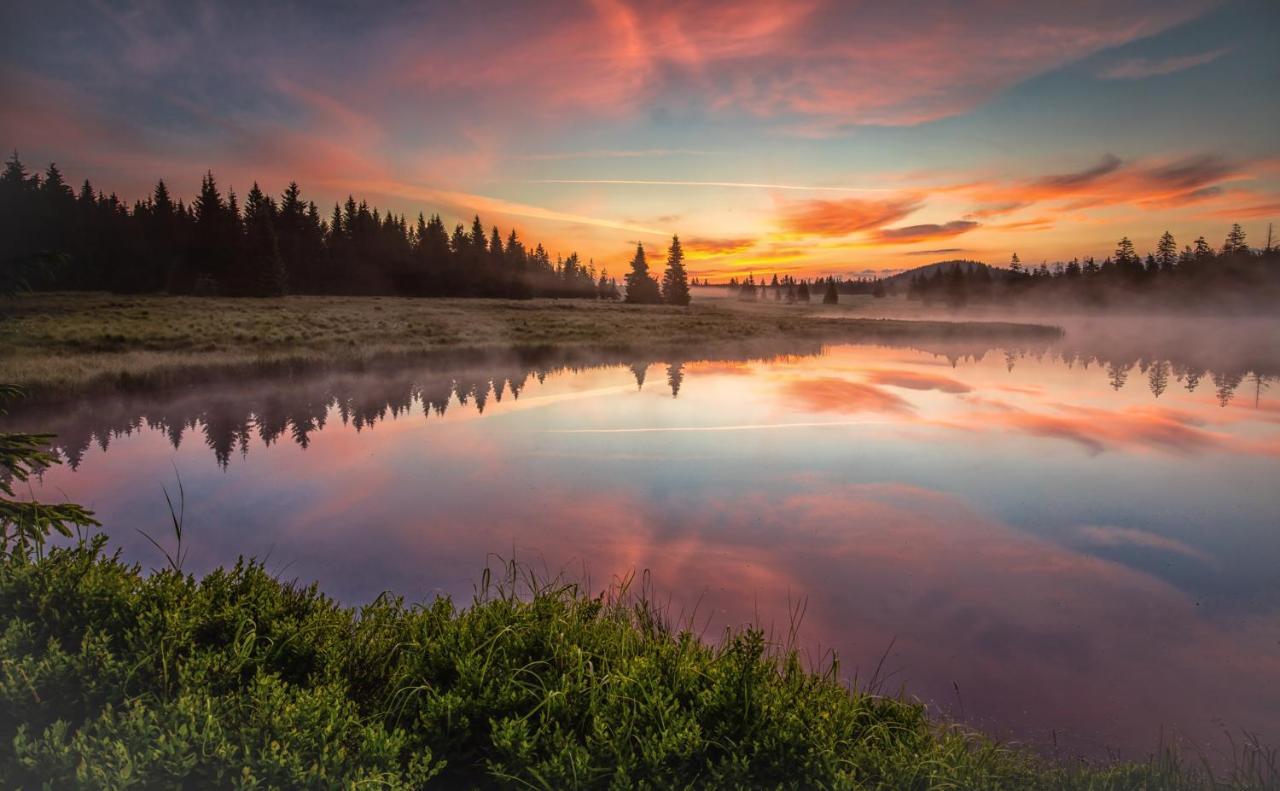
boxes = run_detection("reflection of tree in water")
[1213,371,1245,408]
[967,333,1278,408]
[1106,362,1130,392]
[6,332,1277,468]
[667,363,684,399]
[1147,361,1170,399]
[3,343,820,469]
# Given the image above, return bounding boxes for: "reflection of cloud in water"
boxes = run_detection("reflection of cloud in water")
[14,327,1280,761]
[543,420,890,434]
[940,401,1272,457]
[865,369,973,393]
[780,377,914,414]
[1073,525,1216,565]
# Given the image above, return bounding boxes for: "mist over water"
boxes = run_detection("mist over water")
[8,318,1279,761]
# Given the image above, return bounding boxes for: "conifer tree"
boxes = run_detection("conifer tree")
[243,183,286,297]
[660,235,690,305]
[823,278,839,304]
[1223,223,1248,255]
[624,243,662,304]
[1155,231,1177,273]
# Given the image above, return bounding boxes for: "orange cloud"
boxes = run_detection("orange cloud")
[779,196,922,237]
[950,154,1252,218]
[950,402,1240,456]
[780,377,913,414]
[684,237,757,257]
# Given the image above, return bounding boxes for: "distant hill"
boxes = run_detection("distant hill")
[882,259,992,284]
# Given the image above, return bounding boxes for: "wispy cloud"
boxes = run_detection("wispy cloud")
[531,179,896,193]
[905,248,968,256]
[1074,525,1215,564]
[779,196,922,237]
[1099,48,1229,80]
[875,220,980,243]
[512,149,722,160]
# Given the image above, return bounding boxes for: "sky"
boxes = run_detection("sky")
[3,0,1278,279]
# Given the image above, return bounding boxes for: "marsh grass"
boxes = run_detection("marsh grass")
[0,293,1060,395]
[1,536,1274,789]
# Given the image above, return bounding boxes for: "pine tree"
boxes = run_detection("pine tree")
[624,243,662,304]
[1155,231,1177,273]
[660,235,690,306]
[1223,223,1248,255]
[243,183,286,296]
[822,278,838,304]
[1113,237,1141,277]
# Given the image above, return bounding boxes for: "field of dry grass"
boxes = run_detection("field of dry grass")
[0,292,1059,394]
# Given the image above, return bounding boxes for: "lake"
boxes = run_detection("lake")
[12,318,1280,761]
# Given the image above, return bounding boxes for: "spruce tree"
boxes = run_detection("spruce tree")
[1223,223,1248,255]
[822,278,839,304]
[243,183,286,296]
[660,235,690,306]
[624,243,661,304]
[1155,231,1177,273]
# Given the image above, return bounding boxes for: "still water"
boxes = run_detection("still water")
[13,324,1280,759]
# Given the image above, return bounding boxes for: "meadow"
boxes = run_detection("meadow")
[0,292,1058,395]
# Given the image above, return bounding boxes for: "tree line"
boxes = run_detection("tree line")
[726,274,843,304]
[903,226,1279,310]
[0,153,692,303]
[721,225,1277,312]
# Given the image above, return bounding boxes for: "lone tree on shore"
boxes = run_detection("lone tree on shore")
[624,243,662,304]
[823,278,839,304]
[660,235,690,306]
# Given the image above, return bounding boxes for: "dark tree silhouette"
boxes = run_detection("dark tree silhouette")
[624,243,662,304]
[660,235,690,306]
[0,153,681,303]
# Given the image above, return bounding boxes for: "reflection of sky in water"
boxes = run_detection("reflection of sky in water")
[21,342,1280,760]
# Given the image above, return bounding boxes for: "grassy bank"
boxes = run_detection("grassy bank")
[1,538,1274,789]
[0,293,1060,395]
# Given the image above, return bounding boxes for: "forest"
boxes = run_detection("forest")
[0,154,689,305]
[728,228,1280,311]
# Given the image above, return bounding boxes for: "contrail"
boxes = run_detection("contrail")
[530,179,898,193]
[543,420,888,434]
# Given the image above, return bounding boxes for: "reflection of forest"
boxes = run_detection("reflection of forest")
[3,341,821,469]
[5,329,1277,468]
[921,342,1273,408]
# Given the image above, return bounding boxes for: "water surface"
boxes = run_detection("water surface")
[13,324,1280,759]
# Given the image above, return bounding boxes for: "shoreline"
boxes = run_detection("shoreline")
[0,292,1061,396]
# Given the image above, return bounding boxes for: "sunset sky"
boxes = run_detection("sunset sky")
[4,0,1278,279]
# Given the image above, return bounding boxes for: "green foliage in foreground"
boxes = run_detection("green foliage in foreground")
[0,385,99,559]
[1,541,1275,789]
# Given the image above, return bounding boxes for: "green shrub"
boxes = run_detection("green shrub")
[0,539,1274,789]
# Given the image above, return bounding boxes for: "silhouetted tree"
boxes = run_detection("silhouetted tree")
[624,243,662,304]
[660,235,690,306]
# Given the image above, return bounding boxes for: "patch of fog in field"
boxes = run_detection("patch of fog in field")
[9,319,1280,762]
